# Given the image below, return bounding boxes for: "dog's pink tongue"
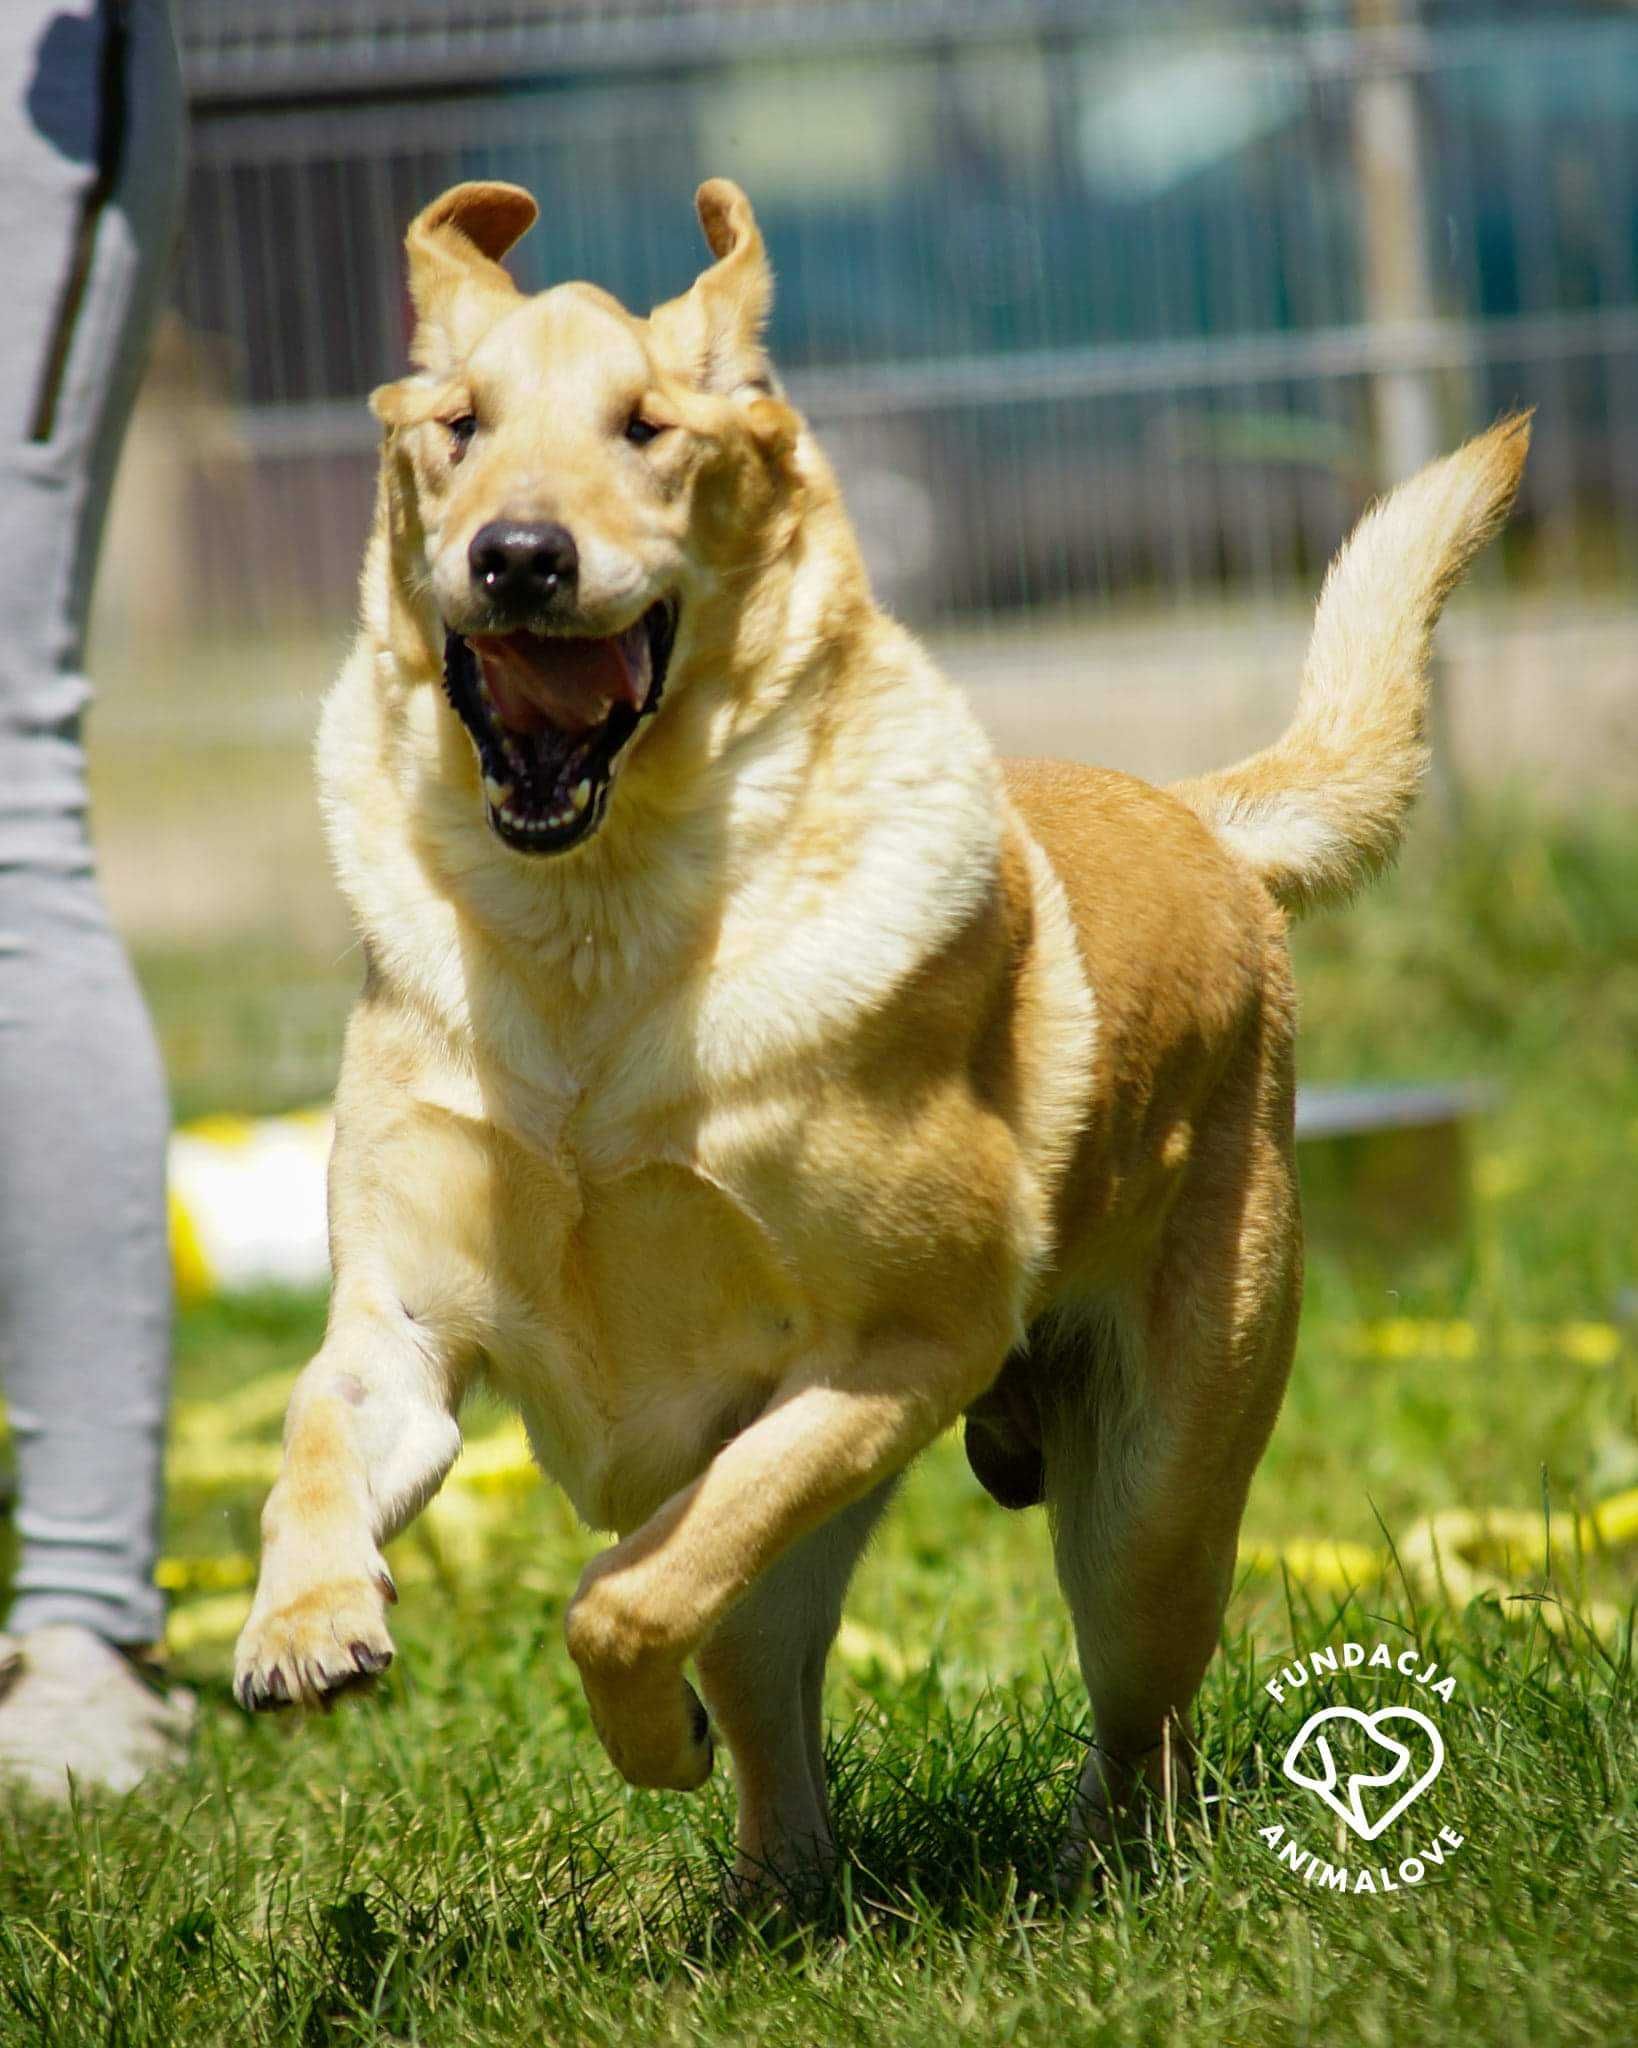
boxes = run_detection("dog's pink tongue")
[471,626,647,735]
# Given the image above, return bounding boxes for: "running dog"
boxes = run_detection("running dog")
[233,177,1528,1893]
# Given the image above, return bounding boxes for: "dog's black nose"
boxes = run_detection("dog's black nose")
[468,520,579,610]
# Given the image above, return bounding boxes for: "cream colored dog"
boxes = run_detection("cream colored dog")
[232,177,1528,1894]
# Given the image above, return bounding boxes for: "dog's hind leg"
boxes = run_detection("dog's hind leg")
[1043,1082,1300,1881]
[233,1289,467,1711]
[694,1478,896,1903]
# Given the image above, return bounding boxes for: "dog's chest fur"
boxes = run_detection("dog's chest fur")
[339,869,1090,1538]
[323,641,1098,1537]
[481,1110,811,1532]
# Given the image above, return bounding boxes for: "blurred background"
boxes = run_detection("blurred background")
[88,0,1636,1123]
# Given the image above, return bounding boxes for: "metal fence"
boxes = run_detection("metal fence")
[157,0,1638,630]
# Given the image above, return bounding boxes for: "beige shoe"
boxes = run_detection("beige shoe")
[0,1625,195,1802]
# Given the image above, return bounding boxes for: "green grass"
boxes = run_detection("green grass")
[1,798,1635,2044]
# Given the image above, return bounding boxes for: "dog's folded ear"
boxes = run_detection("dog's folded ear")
[368,375,440,433]
[649,179,775,398]
[404,181,538,375]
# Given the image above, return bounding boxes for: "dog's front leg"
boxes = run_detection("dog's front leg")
[565,1339,993,1793]
[234,1289,466,1710]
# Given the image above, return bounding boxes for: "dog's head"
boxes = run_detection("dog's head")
[371,178,802,857]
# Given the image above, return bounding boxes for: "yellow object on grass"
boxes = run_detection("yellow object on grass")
[166,1111,333,1301]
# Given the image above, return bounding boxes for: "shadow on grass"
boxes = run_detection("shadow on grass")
[251,1680,1107,2042]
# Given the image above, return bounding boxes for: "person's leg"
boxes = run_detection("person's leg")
[0,0,185,1655]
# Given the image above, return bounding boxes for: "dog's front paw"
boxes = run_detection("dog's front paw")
[233,1568,397,1712]
[565,1579,714,1792]
[586,1671,715,1793]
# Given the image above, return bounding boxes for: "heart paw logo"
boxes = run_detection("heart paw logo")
[1257,1639,1468,1898]
[1282,1704,1445,1841]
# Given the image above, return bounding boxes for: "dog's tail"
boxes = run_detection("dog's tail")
[1170,413,1531,918]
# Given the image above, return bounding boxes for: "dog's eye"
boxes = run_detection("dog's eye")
[625,414,665,448]
[446,414,477,461]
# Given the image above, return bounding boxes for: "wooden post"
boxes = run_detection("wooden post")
[1351,0,1462,819]
[1353,0,1442,482]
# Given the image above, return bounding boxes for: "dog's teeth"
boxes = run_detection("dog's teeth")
[572,780,592,812]
[484,775,513,806]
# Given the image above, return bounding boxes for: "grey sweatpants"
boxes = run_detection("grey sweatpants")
[0,0,183,1646]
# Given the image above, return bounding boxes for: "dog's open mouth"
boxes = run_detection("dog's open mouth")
[442,599,678,854]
